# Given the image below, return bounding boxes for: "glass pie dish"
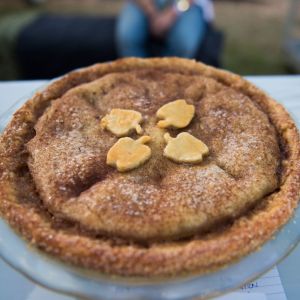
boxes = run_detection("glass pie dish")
[0,82,299,300]
[0,202,298,300]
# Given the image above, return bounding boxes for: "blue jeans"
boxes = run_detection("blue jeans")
[116,2,206,58]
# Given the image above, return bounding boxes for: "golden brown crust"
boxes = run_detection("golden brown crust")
[0,58,299,277]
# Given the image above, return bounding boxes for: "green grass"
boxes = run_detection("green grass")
[215,0,288,75]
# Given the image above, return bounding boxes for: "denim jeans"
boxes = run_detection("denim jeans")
[116,2,206,58]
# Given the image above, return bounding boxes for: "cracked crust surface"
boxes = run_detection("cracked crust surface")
[0,58,299,277]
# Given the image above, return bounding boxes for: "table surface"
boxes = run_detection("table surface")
[0,77,299,300]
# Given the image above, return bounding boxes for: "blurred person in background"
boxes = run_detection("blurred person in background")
[116,0,214,58]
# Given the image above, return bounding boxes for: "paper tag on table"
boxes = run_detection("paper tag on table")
[216,266,287,300]
[27,266,286,300]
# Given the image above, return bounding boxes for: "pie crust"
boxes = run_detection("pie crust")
[0,58,299,277]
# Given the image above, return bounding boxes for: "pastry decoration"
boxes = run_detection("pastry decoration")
[156,99,195,128]
[107,136,151,172]
[101,108,143,137]
[163,132,209,163]
[105,101,208,171]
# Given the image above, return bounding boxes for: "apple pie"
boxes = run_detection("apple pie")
[0,58,299,277]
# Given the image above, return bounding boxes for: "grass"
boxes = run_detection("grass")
[214,0,289,75]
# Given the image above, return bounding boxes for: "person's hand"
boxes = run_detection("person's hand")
[150,7,177,38]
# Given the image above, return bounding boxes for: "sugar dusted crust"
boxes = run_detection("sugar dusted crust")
[0,58,299,277]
